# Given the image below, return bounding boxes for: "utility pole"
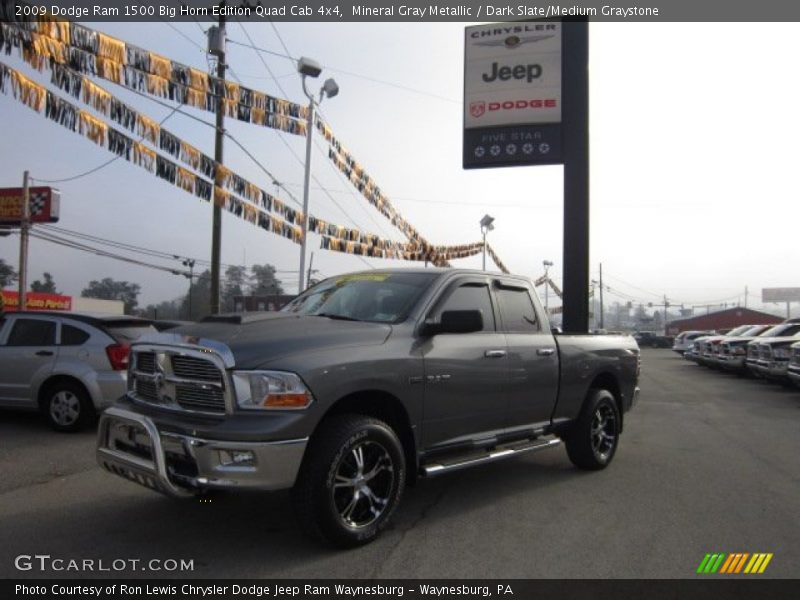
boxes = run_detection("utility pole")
[18,170,30,311]
[663,295,670,334]
[744,285,748,308]
[598,263,604,329]
[209,7,226,314]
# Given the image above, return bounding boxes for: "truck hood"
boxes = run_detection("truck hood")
[139,313,393,369]
[751,336,800,347]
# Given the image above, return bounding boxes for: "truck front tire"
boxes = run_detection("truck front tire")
[292,414,406,547]
[565,389,620,470]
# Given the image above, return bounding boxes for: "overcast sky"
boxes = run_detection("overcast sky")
[1,22,798,316]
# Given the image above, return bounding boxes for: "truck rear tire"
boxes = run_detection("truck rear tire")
[291,414,406,548]
[565,389,620,470]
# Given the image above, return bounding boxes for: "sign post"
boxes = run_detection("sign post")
[18,171,30,313]
[464,19,589,332]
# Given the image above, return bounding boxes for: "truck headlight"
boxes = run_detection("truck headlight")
[232,371,314,410]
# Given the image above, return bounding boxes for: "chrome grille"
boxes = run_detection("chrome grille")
[136,352,156,373]
[130,348,227,414]
[171,355,222,381]
[135,378,159,402]
[759,345,772,360]
[791,347,800,366]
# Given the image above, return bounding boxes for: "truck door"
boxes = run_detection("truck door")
[420,277,508,451]
[493,280,559,432]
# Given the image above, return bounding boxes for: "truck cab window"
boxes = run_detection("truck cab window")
[496,287,539,333]
[435,283,495,332]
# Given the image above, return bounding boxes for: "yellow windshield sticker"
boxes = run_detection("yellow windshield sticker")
[335,273,390,284]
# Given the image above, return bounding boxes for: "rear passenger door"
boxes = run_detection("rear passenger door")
[493,280,559,432]
[0,315,59,406]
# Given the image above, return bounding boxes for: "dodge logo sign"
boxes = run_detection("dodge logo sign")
[470,101,486,118]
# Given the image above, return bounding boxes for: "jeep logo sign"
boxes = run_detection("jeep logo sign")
[482,62,543,83]
[464,20,563,168]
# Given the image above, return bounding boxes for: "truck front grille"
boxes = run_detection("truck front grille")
[130,348,227,415]
[791,347,800,367]
[172,355,222,381]
[136,352,156,373]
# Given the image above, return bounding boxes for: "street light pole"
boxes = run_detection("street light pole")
[297,58,338,293]
[543,260,553,312]
[480,214,495,271]
[298,84,315,293]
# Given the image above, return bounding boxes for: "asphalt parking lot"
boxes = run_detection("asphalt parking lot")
[1,348,798,579]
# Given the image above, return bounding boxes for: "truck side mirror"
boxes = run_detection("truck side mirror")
[423,310,483,336]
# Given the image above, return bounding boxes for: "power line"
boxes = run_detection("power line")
[227,38,295,61]
[38,225,300,274]
[28,230,190,277]
[161,19,206,53]
[226,37,459,104]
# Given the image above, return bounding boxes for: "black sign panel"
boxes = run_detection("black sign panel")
[463,21,563,169]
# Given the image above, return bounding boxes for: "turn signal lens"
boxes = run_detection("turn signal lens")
[262,393,312,408]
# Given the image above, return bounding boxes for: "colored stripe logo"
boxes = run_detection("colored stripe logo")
[696,553,773,574]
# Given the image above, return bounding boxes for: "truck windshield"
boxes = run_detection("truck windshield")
[282,272,438,323]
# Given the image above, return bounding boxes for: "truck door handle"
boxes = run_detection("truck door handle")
[537,348,556,356]
[35,350,54,357]
[484,350,507,358]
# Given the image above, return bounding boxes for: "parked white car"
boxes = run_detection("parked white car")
[0,311,156,431]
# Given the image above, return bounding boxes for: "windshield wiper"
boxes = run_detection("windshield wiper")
[315,313,362,322]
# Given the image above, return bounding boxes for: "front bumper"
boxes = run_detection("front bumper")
[96,406,307,497]
[721,356,746,371]
[764,362,789,381]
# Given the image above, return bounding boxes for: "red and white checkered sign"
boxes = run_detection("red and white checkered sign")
[0,186,60,225]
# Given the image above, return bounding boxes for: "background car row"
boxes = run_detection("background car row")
[677,319,800,387]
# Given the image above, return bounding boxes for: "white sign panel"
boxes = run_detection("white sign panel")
[464,22,562,128]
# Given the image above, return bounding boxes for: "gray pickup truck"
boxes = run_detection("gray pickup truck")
[97,269,640,546]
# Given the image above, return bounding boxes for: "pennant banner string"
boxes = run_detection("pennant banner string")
[0,19,308,137]
[0,60,304,247]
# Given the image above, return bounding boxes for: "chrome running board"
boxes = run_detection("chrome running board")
[420,437,561,477]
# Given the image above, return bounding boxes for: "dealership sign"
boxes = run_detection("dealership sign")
[0,186,60,226]
[464,21,563,168]
[0,290,72,311]
[762,287,800,303]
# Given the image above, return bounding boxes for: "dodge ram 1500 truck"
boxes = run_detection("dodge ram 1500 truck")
[97,269,640,547]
